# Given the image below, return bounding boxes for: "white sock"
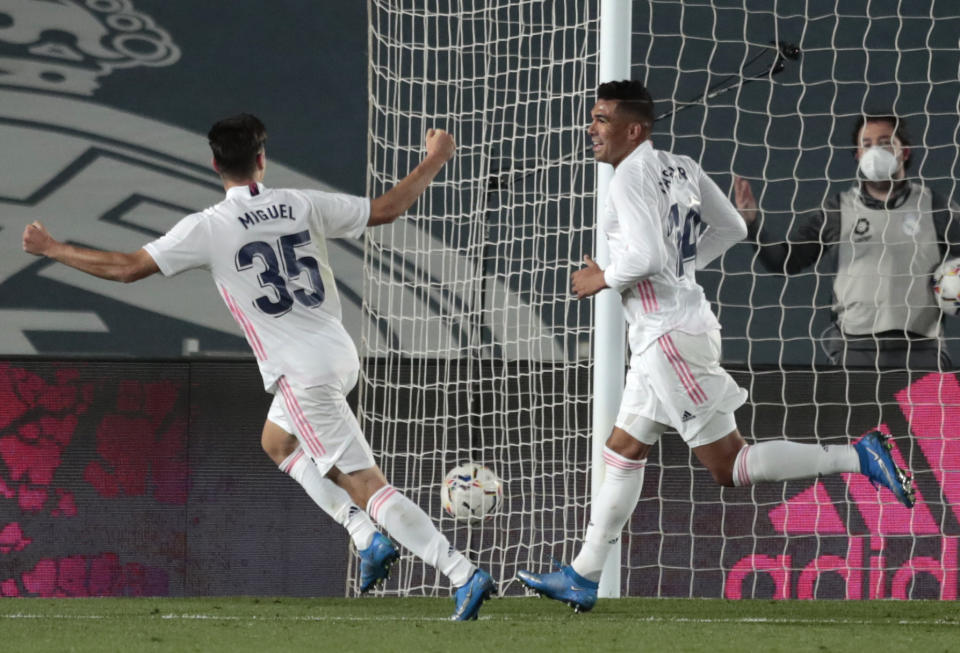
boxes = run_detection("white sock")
[572,447,646,582]
[280,447,377,549]
[732,441,860,487]
[366,484,475,588]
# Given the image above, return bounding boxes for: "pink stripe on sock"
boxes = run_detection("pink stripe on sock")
[603,449,646,471]
[280,447,304,474]
[367,485,397,522]
[736,444,752,486]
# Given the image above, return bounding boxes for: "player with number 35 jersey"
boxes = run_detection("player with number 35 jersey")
[145,185,367,392]
[22,113,494,620]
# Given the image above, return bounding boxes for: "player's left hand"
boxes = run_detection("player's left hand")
[733,176,758,225]
[571,254,608,299]
[22,220,55,256]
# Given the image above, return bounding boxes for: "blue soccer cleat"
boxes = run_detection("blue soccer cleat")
[358,533,400,593]
[854,430,915,509]
[451,569,495,621]
[516,563,598,613]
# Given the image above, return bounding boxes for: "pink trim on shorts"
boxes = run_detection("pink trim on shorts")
[367,485,397,522]
[658,333,708,405]
[219,285,268,361]
[603,448,646,471]
[280,447,305,474]
[278,377,327,458]
[637,279,659,313]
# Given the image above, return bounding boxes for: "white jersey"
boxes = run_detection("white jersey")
[601,140,747,355]
[144,182,369,392]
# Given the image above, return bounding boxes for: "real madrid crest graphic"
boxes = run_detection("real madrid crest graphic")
[0,1,321,355]
[0,0,554,360]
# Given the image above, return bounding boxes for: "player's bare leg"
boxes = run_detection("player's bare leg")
[521,417,915,614]
[329,465,494,620]
[605,426,652,460]
[261,421,394,591]
[690,428,746,486]
[260,420,299,465]
[262,421,379,547]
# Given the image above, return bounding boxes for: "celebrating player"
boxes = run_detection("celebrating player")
[22,113,494,620]
[516,81,915,612]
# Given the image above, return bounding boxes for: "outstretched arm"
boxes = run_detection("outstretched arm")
[368,128,456,226]
[22,220,159,283]
[733,176,827,275]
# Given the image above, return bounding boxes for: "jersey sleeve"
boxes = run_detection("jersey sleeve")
[747,195,837,275]
[695,167,748,269]
[143,212,212,276]
[303,190,370,239]
[602,161,670,291]
[931,189,960,259]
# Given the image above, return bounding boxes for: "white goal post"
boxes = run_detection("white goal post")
[358,0,960,601]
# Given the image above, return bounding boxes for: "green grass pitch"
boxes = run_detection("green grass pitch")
[0,597,957,652]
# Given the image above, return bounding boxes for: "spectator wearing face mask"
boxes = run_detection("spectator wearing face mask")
[734,113,960,369]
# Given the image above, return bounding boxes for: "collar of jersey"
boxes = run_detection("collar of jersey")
[622,139,653,165]
[856,179,910,210]
[225,182,266,199]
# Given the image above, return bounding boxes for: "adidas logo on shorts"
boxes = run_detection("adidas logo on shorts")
[681,410,695,422]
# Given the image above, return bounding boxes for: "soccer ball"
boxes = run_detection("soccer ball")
[441,463,503,521]
[932,258,960,316]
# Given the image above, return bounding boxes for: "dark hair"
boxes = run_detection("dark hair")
[208,113,267,179]
[597,80,655,126]
[851,112,912,170]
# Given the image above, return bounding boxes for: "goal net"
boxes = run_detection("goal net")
[360,0,960,600]
[622,1,959,601]
[357,0,599,596]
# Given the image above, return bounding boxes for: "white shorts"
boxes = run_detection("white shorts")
[616,329,747,448]
[267,369,376,476]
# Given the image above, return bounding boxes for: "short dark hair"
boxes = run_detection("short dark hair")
[208,113,267,179]
[597,80,655,126]
[851,112,912,170]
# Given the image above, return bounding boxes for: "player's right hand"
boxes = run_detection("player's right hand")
[22,220,54,256]
[425,128,456,162]
[733,176,758,225]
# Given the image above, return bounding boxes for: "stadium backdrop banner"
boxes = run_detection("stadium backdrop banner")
[0,359,956,599]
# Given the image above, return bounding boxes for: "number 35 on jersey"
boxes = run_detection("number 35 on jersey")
[236,230,326,316]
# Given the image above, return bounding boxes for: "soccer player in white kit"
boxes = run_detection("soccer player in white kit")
[516,80,915,612]
[21,113,494,620]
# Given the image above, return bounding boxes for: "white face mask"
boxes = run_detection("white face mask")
[858,146,900,181]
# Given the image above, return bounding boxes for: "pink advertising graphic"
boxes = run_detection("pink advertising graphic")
[725,372,960,600]
[0,363,187,597]
[3,362,959,599]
